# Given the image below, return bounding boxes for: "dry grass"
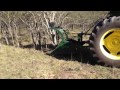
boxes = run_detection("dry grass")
[0,44,120,79]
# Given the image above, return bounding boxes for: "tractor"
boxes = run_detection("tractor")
[47,11,120,67]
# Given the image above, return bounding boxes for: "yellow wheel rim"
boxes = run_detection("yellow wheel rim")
[100,28,120,60]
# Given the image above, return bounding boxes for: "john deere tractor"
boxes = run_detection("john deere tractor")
[48,11,120,67]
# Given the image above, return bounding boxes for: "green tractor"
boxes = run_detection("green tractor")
[48,11,120,67]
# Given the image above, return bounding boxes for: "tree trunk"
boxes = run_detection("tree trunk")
[38,32,42,50]
[31,32,37,49]
[13,21,20,47]
[1,30,9,45]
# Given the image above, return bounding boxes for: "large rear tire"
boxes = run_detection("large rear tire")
[89,16,120,67]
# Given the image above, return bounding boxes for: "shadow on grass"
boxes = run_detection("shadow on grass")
[22,44,56,51]
[47,46,100,66]
[22,44,34,49]
[22,43,102,66]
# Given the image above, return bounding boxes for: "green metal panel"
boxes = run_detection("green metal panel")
[50,27,69,54]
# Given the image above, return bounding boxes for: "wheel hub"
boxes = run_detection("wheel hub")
[100,28,120,60]
[112,38,120,45]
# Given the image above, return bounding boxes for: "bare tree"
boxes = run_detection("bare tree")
[12,15,20,47]
[0,11,15,46]
[19,11,48,50]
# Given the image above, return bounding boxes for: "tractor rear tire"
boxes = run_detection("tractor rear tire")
[89,16,120,67]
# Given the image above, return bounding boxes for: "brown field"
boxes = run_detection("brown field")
[0,45,120,79]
